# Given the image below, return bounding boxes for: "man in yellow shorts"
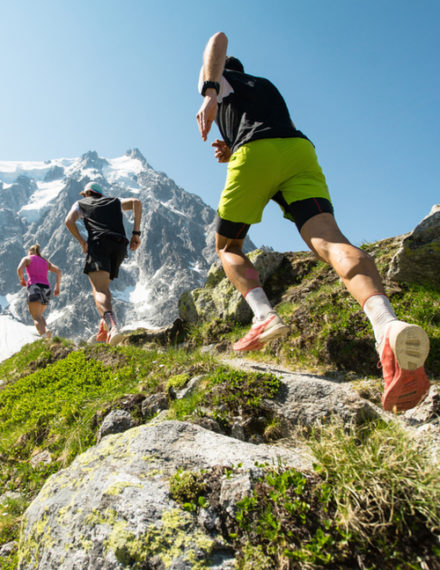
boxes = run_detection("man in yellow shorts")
[196,32,431,412]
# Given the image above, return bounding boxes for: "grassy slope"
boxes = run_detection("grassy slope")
[0,237,439,569]
[188,237,439,383]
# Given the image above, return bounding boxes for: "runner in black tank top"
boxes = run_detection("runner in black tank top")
[65,182,142,346]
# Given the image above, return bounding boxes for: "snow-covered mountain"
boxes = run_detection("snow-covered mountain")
[0,148,254,358]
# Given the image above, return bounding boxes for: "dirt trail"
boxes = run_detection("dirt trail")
[218,355,332,383]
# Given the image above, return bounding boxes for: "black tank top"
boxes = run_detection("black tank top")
[78,197,127,242]
[218,70,309,153]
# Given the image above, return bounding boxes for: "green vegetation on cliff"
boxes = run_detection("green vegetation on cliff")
[0,238,439,569]
[186,239,440,382]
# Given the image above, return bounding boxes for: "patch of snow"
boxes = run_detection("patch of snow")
[46,306,74,325]
[106,155,145,176]
[190,261,206,275]
[121,258,139,271]
[19,179,65,222]
[74,167,102,182]
[6,291,23,320]
[0,315,38,363]
[103,156,144,191]
[0,158,74,184]
[113,285,135,303]
[129,282,153,306]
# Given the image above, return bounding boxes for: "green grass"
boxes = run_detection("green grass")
[169,389,206,420]
[0,343,217,499]
[232,463,341,568]
[184,237,440,380]
[387,284,440,376]
[169,366,281,435]
[0,340,53,386]
[169,469,207,512]
[1,236,439,568]
[0,341,220,569]
[201,271,440,380]
[175,419,440,569]
[309,419,440,566]
[0,349,139,495]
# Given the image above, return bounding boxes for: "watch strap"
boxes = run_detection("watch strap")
[201,81,220,96]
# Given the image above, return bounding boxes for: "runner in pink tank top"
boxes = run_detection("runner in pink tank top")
[17,244,62,339]
[25,255,50,286]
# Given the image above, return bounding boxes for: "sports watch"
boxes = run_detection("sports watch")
[201,81,220,96]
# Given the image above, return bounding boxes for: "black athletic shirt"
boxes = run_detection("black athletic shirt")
[218,70,309,154]
[77,196,127,243]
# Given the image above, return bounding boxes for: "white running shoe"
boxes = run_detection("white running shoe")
[107,326,124,346]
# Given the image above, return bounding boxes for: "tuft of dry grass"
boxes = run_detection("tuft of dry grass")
[310,419,440,546]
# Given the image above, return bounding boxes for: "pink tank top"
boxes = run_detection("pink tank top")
[26,255,50,286]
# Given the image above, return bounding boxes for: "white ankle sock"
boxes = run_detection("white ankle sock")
[363,294,397,344]
[244,287,273,321]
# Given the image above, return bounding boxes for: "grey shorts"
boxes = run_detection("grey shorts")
[27,283,51,305]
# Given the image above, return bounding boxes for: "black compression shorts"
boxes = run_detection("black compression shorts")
[216,197,334,239]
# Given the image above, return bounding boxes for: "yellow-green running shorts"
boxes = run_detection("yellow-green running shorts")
[218,137,331,226]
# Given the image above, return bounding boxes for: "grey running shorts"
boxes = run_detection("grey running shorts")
[27,283,51,305]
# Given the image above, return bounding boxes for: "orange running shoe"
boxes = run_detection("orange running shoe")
[96,318,108,342]
[380,321,430,412]
[233,311,289,352]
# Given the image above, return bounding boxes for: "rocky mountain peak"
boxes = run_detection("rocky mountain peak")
[0,150,255,352]
[43,165,65,182]
[79,150,109,171]
[125,147,148,167]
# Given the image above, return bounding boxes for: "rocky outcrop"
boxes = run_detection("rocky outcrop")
[18,372,439,570]
[17,362,393,569]
[178,204,440,328]
[8,202,440,569]
[388,204,440,287]
[178,249,284,324]
[96,410,134,443]
[18,421,312,570]
[121,318,186,347]
[220,357,381,435]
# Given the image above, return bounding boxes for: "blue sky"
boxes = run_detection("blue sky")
[0,0,438,252]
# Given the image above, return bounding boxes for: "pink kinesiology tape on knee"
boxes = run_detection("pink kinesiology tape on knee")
[245,268,259,280]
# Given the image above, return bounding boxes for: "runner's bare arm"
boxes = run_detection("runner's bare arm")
[196,32,228,141]
[17,256,30,286]
[121,198,142,251]
[65,207,88,254]
[48,262,62,296]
